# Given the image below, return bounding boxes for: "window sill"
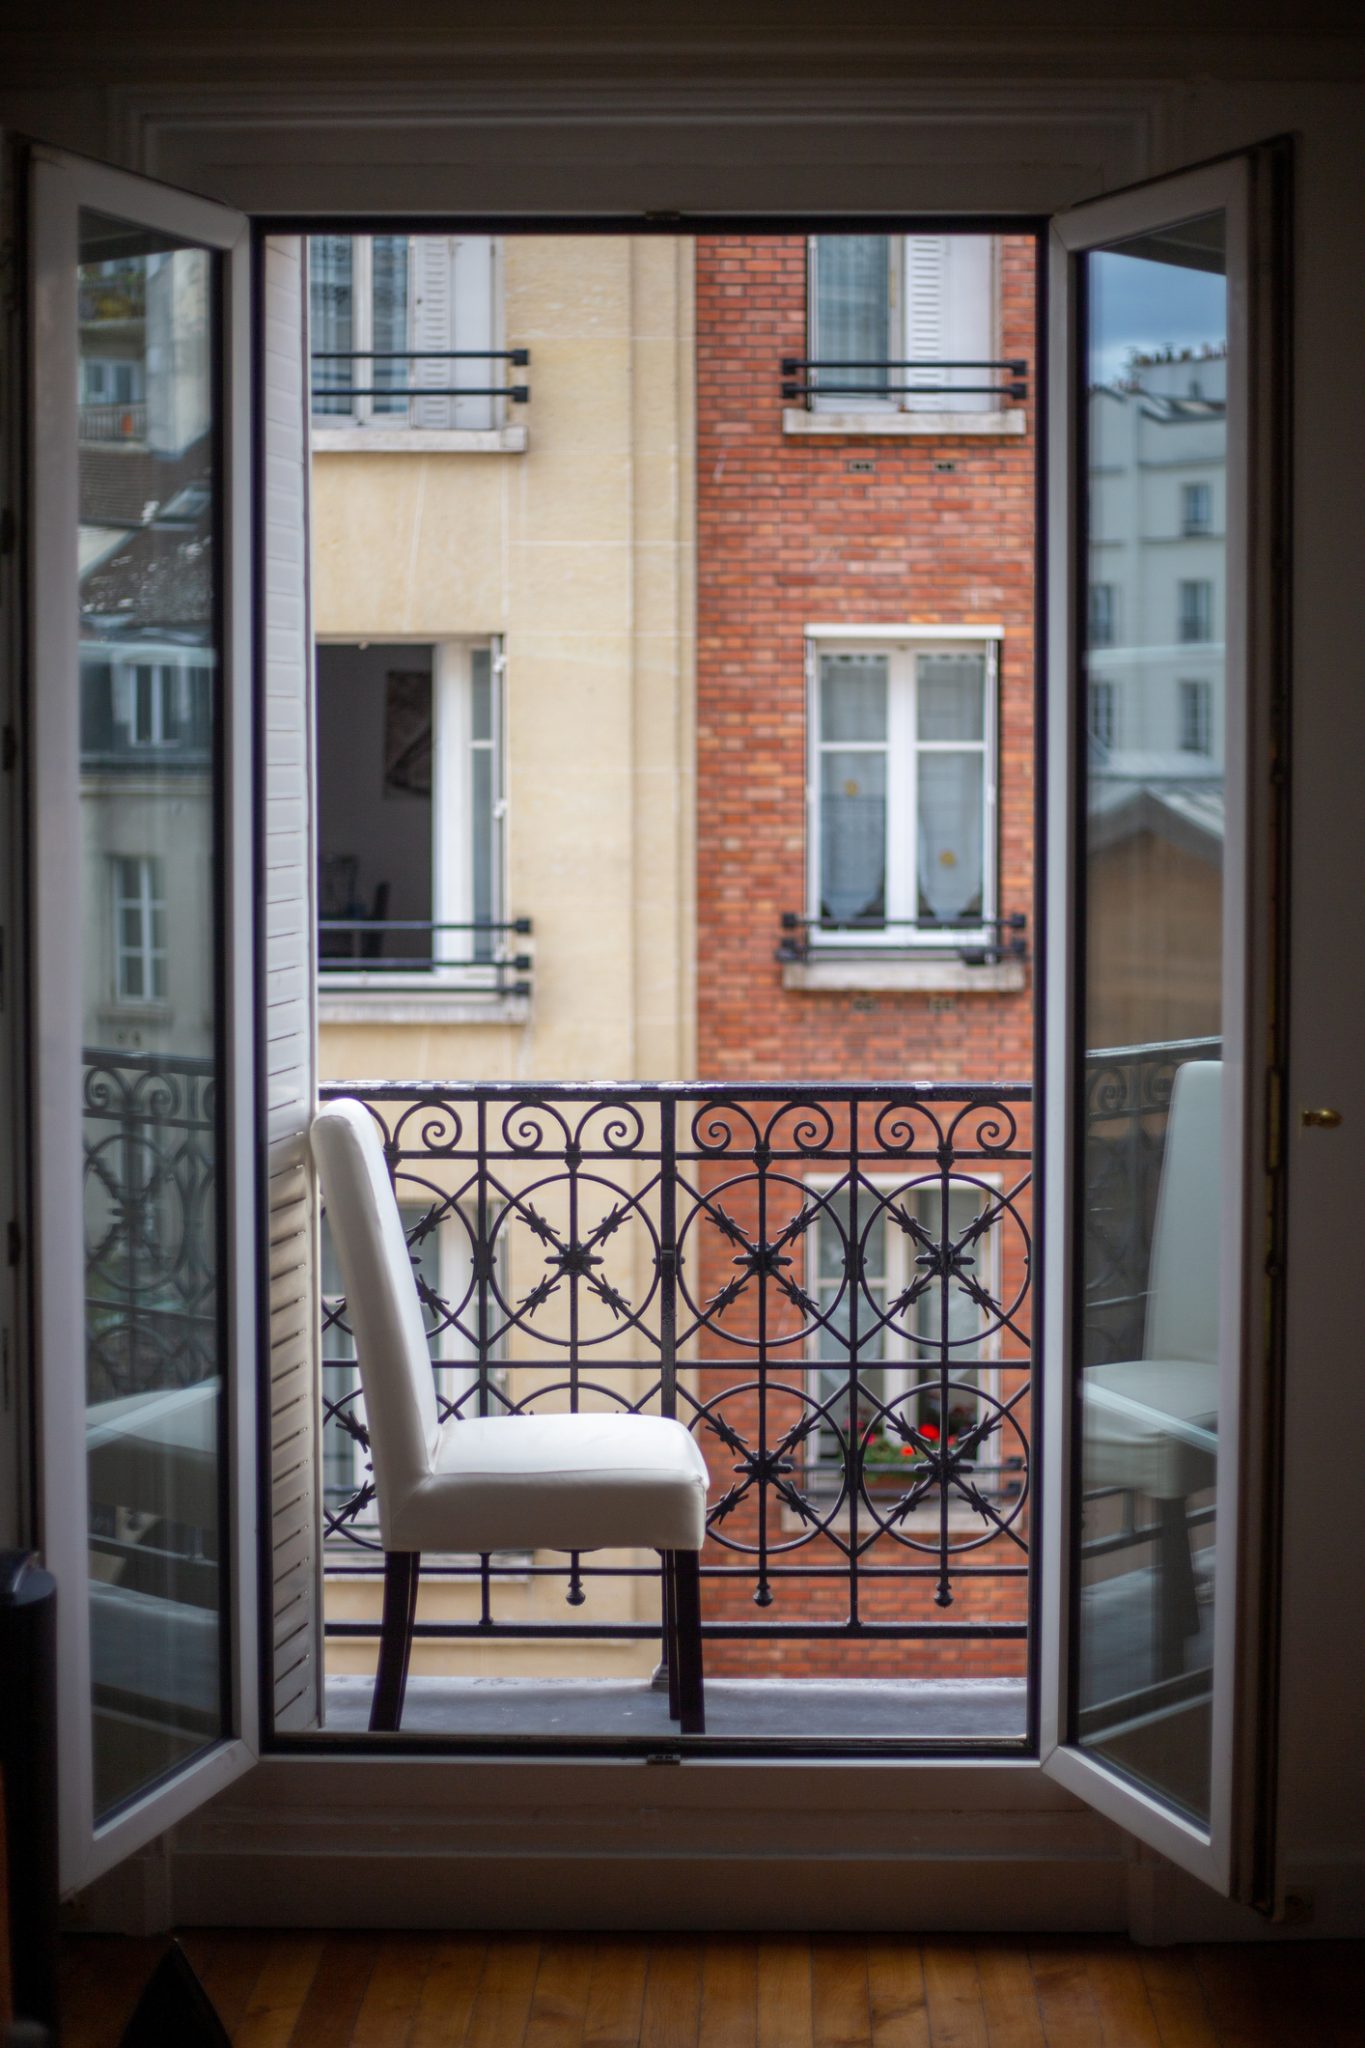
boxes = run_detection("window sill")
[782,408,1026,439]
[782,957,1027,995]
[311,425,528,455]
[318,987,531,1026]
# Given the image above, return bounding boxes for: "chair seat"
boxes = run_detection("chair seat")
[1082,1358,1218,1500]
[383,1409,711,1555]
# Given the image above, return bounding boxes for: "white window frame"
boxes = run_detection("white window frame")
[804,626,999,951]
[1178,576,1214,643]
[1087,581,1117,648]
[309,233,413,428]
[112,853,167,1004]
[1178,676,1214,756]
[806,234,1002,419]
[316,635,508,994]
[1088,677,1117,751]
[1181,480,1213,536]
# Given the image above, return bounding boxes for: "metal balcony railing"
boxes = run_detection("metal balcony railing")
[782,357,1029,405]
[778,912,1028,968]
[317,918,532,998]
[319,1080,1035,1652]
[310,347,530,415]
[79,400,148,442]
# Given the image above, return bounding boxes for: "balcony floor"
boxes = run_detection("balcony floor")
[323,1674,1028,1742]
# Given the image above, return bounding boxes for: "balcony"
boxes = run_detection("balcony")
[318,916,533,1001]
[781,356,1029,405]
[780,355,1030,438]
[310,345,530,446]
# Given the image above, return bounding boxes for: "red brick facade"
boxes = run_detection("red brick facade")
[692,234,1038,1678]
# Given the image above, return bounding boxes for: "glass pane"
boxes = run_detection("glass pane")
[917,653,985,741]
[819,749,887,923]
[1074,213,1227,1826]
[371,236,410,417]
[309,234,353,416]
[917,752,984,921]
[78,211,227,1819]
[819,652,887,742]
[812,236,891,397]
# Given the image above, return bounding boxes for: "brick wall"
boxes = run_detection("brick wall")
[692,234,1038,1678]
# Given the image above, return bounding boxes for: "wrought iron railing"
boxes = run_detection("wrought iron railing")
[319,1081,1033,1652]
[782,357,1029,405]
[310,347,530,418]
[1081,1035,1221,1368]
[82,1049,218,1402]
[778,911,1028,968]
[318,916,532,997]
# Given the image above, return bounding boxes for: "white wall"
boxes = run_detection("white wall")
[6,1,1365,1937]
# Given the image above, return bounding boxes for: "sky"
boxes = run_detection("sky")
[1088,245,1227,387]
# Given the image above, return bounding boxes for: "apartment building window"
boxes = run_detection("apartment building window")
[807,234,999,413]
[80,651,214,761]
[1088,582,1117,648]
[806,1180,999,1492]
[1088,679,1117,751]
[1178,578,1214,642]
[1181,480,1212,535]
[1178,678,1214,756]
[316,640,508,984]
[808,637,995,942]
[309,234,501,431]
[112,856,166,1004]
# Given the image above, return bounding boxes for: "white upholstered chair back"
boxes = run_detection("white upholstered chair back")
[1144,1060,1223,1368]
[311,1098,441,1543]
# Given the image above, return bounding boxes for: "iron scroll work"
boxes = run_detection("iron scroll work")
[319,1082,1033,1651]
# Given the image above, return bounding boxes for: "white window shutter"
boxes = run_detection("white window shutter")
[904,235,996,413]
[262,235,324,1734]
[410,235,455,430]
[451,235,496,432]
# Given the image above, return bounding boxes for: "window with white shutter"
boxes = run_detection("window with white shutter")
[807,235,1000,416]
[309,235,503,432]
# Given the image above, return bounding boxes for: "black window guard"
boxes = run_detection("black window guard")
[778,912,1027,968]
[318,917,532,998]
[310,347,530,407]
[782,357,1028,405]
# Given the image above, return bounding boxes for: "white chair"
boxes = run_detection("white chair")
[311,1097,710,1733]
[1083,1059,1221,1676]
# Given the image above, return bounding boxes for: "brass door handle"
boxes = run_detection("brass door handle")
[1301,1107,1343,1130]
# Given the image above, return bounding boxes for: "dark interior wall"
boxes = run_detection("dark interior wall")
[316,642,433,951]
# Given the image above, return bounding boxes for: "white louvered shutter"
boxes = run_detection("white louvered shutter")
[262,235,324,1734]
[411,236,455,430]
[411,235,498,432]
[903,235,996,413]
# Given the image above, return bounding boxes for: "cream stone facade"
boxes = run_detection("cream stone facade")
[311,234,697,1679]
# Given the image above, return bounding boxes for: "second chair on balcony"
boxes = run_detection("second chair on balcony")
[311,1097,710,1734]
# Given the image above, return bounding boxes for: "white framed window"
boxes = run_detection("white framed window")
[80,357,143,405]
[1181,480,1212,535]
[315,638,510,989]
[1178,677,1214,756]
[1087,582,1117,647]
[80,647,214,759]
[807,234,1001,415]
[806,632,997,946]
[308,233,502,431]
[1178,577,1214,642]
[1088,679,1117,750]
[804,1176,1003,1495]
[112,855,167,1004]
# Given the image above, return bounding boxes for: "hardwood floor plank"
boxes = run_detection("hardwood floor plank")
[524,1939,595,2048]
[811,1937,872,2047]
[233,1936,325,2048]
[197,1932,281,2041]
[921,1941,987,2048]
[972,1943,1044,2048]
[639,1937,703,2048]
[407,1935,489,2048]
[349,1932,440,2048]
[757,1936,814,2048]
[1025,1944,1100,2048]
[59,1935,167,2048]
[1083,1948,1162,2048]
[285,1932,383,2047]
[1136,1949,1218,2048]
[700,1937,758,2046]
[463,1937,542,2048]
[584,1937,649,2047]
[866,1940,929,2048]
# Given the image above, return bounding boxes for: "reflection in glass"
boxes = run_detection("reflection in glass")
[1074,215,1227,1824]
[78,212,226,1817]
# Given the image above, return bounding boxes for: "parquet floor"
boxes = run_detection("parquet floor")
[57,1929,1365,2046]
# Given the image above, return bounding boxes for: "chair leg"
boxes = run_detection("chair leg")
[673,1548,705,1736]
[1155,1498,1200,1682]
[661,1551,680,1720]
[370,1550,420,1732]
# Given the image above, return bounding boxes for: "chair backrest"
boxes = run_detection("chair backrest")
[310,1100,440,1525]
[1144,1059,1223,1366]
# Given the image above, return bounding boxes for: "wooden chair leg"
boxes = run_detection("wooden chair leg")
[660,1551,681,1720]
[370,1550,420,1732]
[673,1548,705,1736]
[1155,1497,1200,1682]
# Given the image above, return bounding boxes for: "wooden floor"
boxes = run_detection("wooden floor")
[57,1930,1365,2046]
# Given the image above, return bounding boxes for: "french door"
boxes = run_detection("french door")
[28,146,258,1891]
[1040,149,1286,1903]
